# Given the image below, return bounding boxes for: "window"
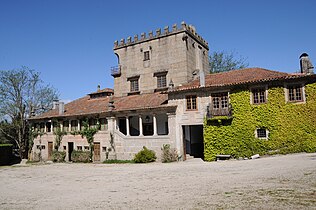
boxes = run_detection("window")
[53,121,59,132]
[41,145,45,150]
[252,88,266,104]
[102,147,107,152]
[63,121,69,132]
[40,123,45,132]
[157,74,167,88]
[144,51,150,61]
[212,93,228,109]
[100,118,108,131]
[130,79,139,92]
[256,128,268,139]
[63,146,66,151]
[288,85,303,102]
[77,146,82,151]
[89,119,97,129]
[71,120,78,131]
[186,95,197,110]
[84,146,89,151]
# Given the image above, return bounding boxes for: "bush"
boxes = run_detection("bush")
[71,151,90,163]
[133,146,156,163]
[52,151,66,162]
[0,144,13,166]
[103,159,134,164]
[161,144,178,163]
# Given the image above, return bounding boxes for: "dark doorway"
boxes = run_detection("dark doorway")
[182,125,204,159]
[118,118,127,135]
[48,142,53,160]
[68,142,74,161]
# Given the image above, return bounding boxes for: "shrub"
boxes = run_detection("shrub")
[133,146,156,163]
[161,144,178,163]
[52,151,66,162]
[71,151,90,163]
[103,159,134,164]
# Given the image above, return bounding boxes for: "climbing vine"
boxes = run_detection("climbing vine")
[53,121,67,151]
[79,119,100,162]
[204,83,316,161]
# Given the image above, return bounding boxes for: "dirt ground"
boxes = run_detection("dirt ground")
[0,153,315,210]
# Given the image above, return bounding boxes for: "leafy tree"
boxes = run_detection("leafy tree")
[0,66,58,158]
[209,51,248,73]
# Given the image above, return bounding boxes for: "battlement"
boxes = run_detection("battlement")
[113,21,209,50]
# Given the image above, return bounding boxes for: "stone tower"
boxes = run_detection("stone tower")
[111,22,209,97]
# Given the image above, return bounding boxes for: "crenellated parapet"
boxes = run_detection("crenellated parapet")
[113,21,209,50]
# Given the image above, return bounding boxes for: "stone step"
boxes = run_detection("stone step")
[186,154,195,160]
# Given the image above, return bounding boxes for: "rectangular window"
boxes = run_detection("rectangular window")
[63,121,69,132]
[100,118,108,131]
[212,93,228,109]
[53,121,59,132]
[84,146,89,151]
[71,120,78,131]
[256,128,268,139]
[144,51,150,61]
[288,85,303,102]
[89,119,97,129]
[77,146,82,151]
[186,95,197,110]
[130,79,139,92]
[252,88,266,104]
[157,74,167,88]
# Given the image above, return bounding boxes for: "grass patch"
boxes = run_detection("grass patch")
[103,159,134,164]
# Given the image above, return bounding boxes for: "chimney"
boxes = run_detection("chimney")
[97,84,100,91]
[53,99,59,109]
[300,53,314,74]
[58,102,64,115]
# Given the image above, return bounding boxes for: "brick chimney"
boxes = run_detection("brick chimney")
[300,53,314,74]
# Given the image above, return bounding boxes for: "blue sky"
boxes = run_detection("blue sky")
[0,0,315,102]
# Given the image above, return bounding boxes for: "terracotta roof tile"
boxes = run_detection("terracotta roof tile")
[173,68,308,91]
[30,92,169,120]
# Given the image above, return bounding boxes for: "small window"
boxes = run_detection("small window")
[71,120,78,131]
[102,147,107,152]
[36,145,41,149]
[212,93,228,109]
[288,85,303,102]
[256,128,268,139]
[100,118,108,131]
[186,95,197,110]
[130,79,139,92]
[157,74,167,88]
[77,146,82,151]
[63,146,66,151]
[41,145,45,150]
[89,119,97,129]
[84,146,89,151]
[252,88,266,104]
[144,51,150,61]
[63,121,69,132]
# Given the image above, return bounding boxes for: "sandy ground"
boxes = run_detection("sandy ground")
[0,153,315,210]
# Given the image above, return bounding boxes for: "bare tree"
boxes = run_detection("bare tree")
[209,51,248,73]
[0,66,58,158]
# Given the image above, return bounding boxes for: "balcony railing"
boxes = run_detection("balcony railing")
[207,104,233,119]
[110,65,121,77]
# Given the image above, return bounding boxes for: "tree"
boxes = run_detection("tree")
[0,66,58,158]
[209,51,248,73]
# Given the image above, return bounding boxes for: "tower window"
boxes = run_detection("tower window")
[144,51,150,61]
[130,79,139,92]
[157,74,167,88]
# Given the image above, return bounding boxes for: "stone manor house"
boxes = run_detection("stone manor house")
[30,22,316,162]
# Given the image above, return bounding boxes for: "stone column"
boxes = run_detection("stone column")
[50,121,53,133]
[153,114,157,136]
[77,120,80,131]
[60,121,63,131]
[126,116,130,136]
[139,115,143,136]
[69,120,71,132]
[44,122,47,133]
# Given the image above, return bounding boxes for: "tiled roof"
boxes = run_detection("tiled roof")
[30,92,169,120]
[88,88,114,95]
[172,68,309,92]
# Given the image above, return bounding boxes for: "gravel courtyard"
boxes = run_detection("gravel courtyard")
[1,153,315,210]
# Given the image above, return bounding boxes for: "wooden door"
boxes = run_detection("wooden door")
[94,142,100,161]
[48,142,53,160]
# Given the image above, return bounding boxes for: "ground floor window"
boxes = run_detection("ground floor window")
[256,128,268,139]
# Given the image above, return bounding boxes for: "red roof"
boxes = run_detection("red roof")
[172,68,309,92]
[30,92,170,120]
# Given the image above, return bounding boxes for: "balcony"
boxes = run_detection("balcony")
[110,65,121,77]
[207,104,233,120]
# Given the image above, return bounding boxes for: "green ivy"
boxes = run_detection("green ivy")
[204,83,316,161]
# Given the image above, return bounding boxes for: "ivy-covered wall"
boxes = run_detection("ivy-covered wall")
[204,82,316,161]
